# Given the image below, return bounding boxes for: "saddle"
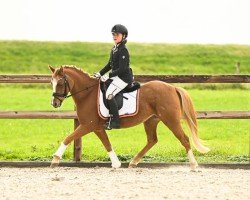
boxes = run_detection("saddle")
[100,79,140,110]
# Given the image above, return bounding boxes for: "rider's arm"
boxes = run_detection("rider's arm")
[99,62,111,76]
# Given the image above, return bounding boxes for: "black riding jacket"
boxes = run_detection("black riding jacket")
[99,40,133,84]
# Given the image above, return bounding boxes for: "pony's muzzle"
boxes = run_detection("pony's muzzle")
[51,98,62,108]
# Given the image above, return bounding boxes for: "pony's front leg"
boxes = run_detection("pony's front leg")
[50,124,91,168]
[94,129,121,168]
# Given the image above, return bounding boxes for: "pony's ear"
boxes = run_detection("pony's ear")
[48,65,55,73]
[58,66,64,75]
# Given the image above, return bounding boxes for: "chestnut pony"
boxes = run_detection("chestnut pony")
[49,65,209,170]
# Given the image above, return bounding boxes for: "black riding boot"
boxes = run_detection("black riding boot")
[105,98,120,130]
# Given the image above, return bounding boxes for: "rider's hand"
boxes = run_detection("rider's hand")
[100,74,109,82]
[93,72,101,79]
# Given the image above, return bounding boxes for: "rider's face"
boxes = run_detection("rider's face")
[112,32,123,44]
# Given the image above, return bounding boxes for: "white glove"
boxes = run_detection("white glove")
[93,72,101,79]
[100,74,109,82]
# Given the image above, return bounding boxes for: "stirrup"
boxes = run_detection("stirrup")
[104,122,112,130]
[104,117,120,130]
[104,117,113,130]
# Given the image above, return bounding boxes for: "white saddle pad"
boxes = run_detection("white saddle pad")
[98,88,139,119]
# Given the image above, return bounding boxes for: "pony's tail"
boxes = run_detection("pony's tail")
[175,87,210,153]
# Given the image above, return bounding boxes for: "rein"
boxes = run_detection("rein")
[52,75,99,100]
[65,82,99,98]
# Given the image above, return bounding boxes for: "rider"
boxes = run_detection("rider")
[94,24,134,129]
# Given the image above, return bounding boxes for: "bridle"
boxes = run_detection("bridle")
[52,75,99,102]
[52,75,71,101]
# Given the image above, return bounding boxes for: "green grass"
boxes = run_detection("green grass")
[0,86,249,163]
[0,119,248,163]
[0,40,250,74]
[0,85,249,111]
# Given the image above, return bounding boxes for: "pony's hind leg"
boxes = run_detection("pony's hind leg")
[162,119,198,170]
[129,116,160,168]
[94,129,121,168]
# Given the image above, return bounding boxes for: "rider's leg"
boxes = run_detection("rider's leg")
[106,94,120,129]
[105,76,127,129]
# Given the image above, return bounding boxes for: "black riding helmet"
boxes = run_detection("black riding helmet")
[111,24,128,39]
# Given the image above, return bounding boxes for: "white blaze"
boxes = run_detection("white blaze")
[51,78,58,105]
[52,78,57,93]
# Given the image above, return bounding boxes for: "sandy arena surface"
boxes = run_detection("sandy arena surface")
[0,166,249,200]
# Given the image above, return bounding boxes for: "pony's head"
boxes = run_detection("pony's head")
[49,65,71,108]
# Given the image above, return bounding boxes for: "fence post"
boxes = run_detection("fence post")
[73,112,82,162]
[235,62,240,74]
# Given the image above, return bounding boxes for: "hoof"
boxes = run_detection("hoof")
[190,162,198,171]
[128,163,137,168]
[111,161,121,169]
[50,156,60,168]
[50,162,59,168]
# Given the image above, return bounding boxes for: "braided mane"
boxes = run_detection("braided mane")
[61,65,91,77]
